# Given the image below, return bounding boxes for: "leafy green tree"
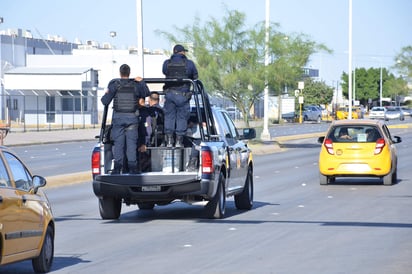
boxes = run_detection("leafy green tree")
[342,68,378,106]
[341,67,407,106]
[157,8,330,126]
[385,77,409,104]
[394,45,412,79]
[301,78,334,106]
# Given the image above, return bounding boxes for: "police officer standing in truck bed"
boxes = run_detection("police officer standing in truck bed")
[101,64,150,174]
[162,44,198,147]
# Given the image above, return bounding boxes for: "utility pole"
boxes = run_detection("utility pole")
[348,0,353,119]
[260,0,271,141]
[136,0,144,77]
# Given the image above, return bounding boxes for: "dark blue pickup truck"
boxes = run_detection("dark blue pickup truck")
[91,79,255,219]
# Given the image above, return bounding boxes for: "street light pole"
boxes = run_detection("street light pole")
[372,56,383,107]
[110,31,116,77]
[260,0,270,141]
[347,0,353,120]
[0,17,3,121]
[379,64,383,107]
[136,0,144,77]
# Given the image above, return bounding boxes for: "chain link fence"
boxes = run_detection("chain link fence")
[0,92,100,132]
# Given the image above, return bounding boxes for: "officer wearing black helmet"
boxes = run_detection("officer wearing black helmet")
[162,44,198,147]
[101,64,150,174]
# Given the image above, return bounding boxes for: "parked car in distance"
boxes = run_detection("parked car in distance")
[401,106,412,117]
[303,105,322,123]
[0,147,54,273]
[336,106,359,120]
[368,106,386,120]
[317,119,401,186]
[226,107,243,120]
[385,106,405,121]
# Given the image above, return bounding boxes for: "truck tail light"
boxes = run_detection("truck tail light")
[91,148,101,175]
[374,138,386,155]
[201,150,214,174]
[324,138,334,155]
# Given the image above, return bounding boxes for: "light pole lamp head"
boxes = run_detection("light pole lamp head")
[110,31,116,38]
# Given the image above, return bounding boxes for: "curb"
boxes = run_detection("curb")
[45,171,91,188]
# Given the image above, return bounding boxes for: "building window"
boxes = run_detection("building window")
[61,91,87,111]
[6,98,18,110]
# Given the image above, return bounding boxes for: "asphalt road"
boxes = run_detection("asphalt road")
[13,141,95,177]
[12,118,412,179]
[2,127,411,274]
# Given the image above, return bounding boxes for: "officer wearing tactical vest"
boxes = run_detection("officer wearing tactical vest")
[101,64,150,174]
[162,44,198,147]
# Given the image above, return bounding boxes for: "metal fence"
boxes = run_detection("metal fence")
[0,93,100,132]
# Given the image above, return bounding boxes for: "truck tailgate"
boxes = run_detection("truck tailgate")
[94,173,200,186]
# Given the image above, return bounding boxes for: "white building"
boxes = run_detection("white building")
[2,39,168,130]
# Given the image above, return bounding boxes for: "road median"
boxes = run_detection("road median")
[45,171,91,188]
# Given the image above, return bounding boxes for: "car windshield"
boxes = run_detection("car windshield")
[327,125,382,143]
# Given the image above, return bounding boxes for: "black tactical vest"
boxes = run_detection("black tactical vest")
[113,81,138,113]
[166,59,188,79]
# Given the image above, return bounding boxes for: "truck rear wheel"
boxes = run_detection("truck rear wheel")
[99,197,121,219]
[205,172,226,219]
[235,166,253,210]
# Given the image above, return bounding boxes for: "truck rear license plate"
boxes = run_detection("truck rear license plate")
[142,186,161,192]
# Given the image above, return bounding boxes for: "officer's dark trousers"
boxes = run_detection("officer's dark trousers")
[164,91,190,136]
[111,114,139,173]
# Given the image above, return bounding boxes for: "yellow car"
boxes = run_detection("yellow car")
[0,147,54,272]
[336,107,359,120]
[317,119,401,185]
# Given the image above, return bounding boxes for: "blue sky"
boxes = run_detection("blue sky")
[2,0,411,85]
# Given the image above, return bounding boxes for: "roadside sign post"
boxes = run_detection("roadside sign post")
[298,81,304,123]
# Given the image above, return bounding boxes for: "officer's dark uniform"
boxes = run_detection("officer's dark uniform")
[101,77,150,174]
[137,103,151,171]
[162,44,198,147]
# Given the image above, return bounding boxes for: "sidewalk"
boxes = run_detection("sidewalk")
[3,128,100,147]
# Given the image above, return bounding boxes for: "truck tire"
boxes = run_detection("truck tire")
[32,226,54,273]
[99,197,121,219]
[235,166,253,210]
[205,172,226,219]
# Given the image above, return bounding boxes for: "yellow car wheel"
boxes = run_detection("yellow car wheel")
[383,166,397,186]
[320,173,335,185]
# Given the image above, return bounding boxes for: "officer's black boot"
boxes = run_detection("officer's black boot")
[166,134,174,147]
[111,162,122,174]
[128,161,140,174]
[175,135,183,148]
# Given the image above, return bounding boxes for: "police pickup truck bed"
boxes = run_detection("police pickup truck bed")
[91,79,255,219]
